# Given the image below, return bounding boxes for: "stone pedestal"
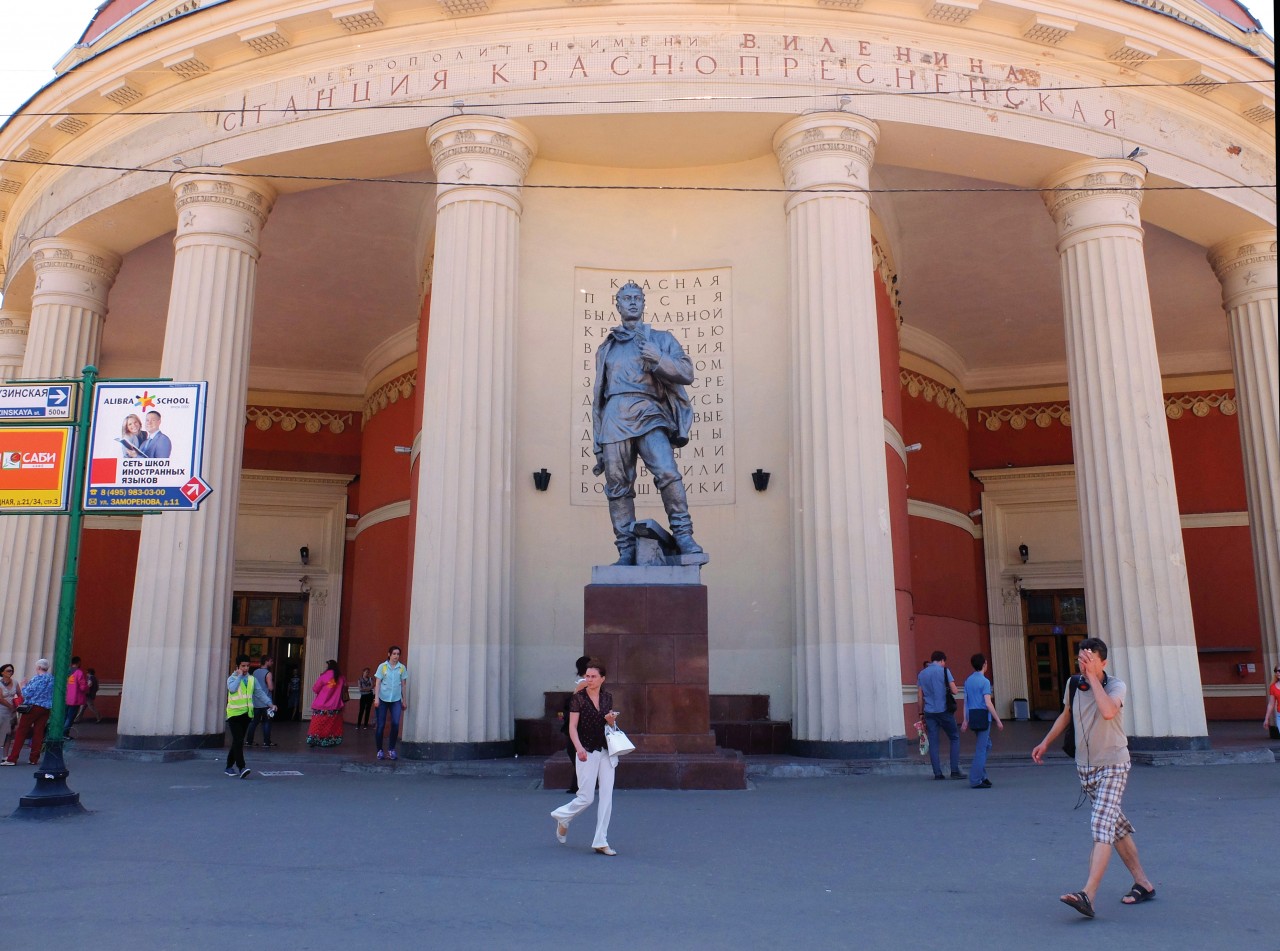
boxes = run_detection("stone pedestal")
[543,577,745,790]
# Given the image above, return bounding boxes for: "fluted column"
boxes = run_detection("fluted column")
[0,309,31,381]
[117,169,275,749]
[774,113,903,756]
[402,117,535,757]
[0,241,119,675]
[1209,231,1279,673]
[1042,159,1207,748]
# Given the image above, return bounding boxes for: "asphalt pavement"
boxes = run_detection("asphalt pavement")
[1,721,1276,949]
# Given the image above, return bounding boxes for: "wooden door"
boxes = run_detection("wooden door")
[1023,589,1088,719]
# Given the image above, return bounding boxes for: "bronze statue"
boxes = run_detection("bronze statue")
[591,282,707,566]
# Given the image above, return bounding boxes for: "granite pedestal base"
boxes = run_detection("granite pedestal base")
[542,576,746,790]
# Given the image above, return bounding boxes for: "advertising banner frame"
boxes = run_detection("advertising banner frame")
[0,424,76,513]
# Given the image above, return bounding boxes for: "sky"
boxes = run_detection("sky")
[0,0,1274,127]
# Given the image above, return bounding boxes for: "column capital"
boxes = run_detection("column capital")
[1208,229,1278,311]
[427,116,537,214]
[773,112,878,210]
[29,237,122,314]
[0,309,31,381]
[171,168,277,256]
[1041,158,1145,248]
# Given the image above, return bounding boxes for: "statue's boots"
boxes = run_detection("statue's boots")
[608,497,637,566]
[660,481,704,555]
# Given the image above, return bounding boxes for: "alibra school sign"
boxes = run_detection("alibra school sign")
[84,382,212,512]
[0,426,75,512]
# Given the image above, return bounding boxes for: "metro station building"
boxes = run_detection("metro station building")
[0,0,1273,756]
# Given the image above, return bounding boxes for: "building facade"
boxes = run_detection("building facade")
[0,0,1274,755]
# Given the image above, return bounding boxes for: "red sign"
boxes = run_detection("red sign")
[0,425,75,512]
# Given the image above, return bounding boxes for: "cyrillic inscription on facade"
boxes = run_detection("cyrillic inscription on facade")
[572,266,734,508]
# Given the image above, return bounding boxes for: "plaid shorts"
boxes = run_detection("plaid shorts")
[1077,763,1135,845]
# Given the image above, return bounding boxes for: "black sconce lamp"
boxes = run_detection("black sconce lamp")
[532,468,551,491]
[299,546,310,566]
[751,468,771,492]
[1018,543,1029,564]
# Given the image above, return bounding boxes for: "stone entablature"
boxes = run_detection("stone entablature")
[245,405,354,434]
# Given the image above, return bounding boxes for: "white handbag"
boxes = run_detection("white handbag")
[605,724,636,756]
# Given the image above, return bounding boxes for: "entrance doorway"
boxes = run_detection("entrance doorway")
[230,592,308,721]
[1023,589,1088,720]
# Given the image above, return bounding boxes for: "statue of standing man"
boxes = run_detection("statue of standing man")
[591,282,707,566]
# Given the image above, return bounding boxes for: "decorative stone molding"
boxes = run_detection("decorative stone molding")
[437,0,490,14]
[1023,15,1075,45]
[817,0,864,6]
[774,114,878,197]
[332,2,384,32]
[900,369,968,426]
[362,370,416,427]
[0,179,20,195]
[1208,231,1278,309]
[1164,392,1236,419]
[978,403,1069,431]
[98,79,143,106]
[1241,101,1275,125]
[907,499,982,539]
[1182,67,1227,95]
[16,146,50,164]
[51,116,88,136]
[926,1,980,24]
[0,310,31,382]
[246,406,353,434]
[1108,39,1160,68]
[239,25,292,54]
[428,117,537,214]
[872,242,900,324]
[163,52,212,78]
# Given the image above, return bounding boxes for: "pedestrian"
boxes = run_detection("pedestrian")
[356,667,374,729]
[559,655,591,793]
[1031,637,1156,918]
[84,667,101,722]
[0,663,20,757]
[64,656,89,739]
[3,658,54,766]
[1265,663,1280,740]
[307,660,347,747]
[245,656,276,748]
[373,646,408,761]
[916,650,962,780]
[961,653,1003,789]
[551,660,620,856]
[224,655,254,778]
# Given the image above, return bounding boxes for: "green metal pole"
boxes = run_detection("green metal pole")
[14,364,95,817]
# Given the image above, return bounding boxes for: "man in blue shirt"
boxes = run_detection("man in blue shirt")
[915,651,962,779]
[3,658,54,766]
[962,653,1004,788]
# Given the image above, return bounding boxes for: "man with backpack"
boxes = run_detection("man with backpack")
[1031,637,1157,919]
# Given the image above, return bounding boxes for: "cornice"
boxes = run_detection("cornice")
[361,323,418,384]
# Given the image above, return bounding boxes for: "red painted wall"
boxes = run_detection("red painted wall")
[1166,397,1247,512]
[70,527,140,719]
[241,413,361,474]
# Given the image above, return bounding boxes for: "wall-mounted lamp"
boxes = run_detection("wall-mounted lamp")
[345,514,359,521]
[532,468,551,491]
[1018,543,1029,564]
[904,442,922,453]
[751,468,771,492]
[393,446,412,455]
[968,508,982,518]
[299,546,310,566]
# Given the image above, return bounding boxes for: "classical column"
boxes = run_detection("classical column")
[1042,159,1207,748]
[402,117,535,758]
[1209,231,1279,673]
[0,308,31,381]
[116,169,276,749]
[0,241,119,674]
[774,113,903,757]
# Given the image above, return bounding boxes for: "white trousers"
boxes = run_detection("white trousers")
[551,749,615,848]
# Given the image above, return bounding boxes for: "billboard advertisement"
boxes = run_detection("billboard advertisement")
[0,425,75,512]
[83,382,212,512]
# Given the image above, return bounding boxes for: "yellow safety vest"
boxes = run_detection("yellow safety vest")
[226,675,254,718]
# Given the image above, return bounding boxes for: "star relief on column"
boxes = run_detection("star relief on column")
[773,113,879,195]
[455,163,473,181]
[1040,160,1145,232]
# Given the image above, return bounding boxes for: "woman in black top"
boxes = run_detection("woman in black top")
[550,661,620,855]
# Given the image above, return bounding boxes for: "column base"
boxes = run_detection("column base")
[398,740,515,761]
[115,732,224,752]
[790,737,908,760]
[1126,734,1211,752]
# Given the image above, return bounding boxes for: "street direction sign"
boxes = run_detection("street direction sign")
[0,383,75,420]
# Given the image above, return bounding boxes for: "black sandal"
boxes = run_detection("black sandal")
[1060,891,1095,918]
[1122,883,1156,904]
